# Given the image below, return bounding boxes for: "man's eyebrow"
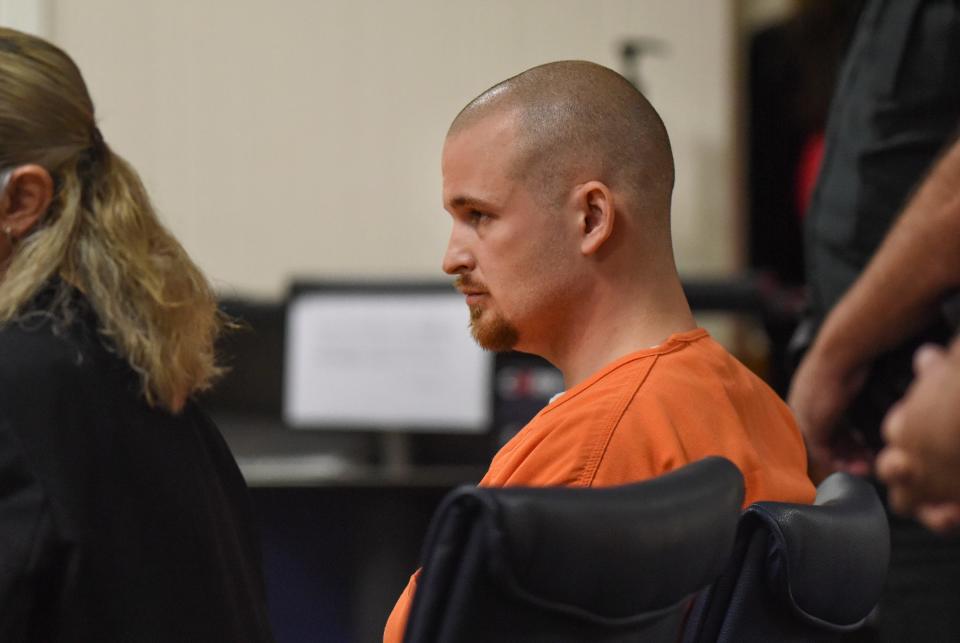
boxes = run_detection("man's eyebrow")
[449,196,498,211]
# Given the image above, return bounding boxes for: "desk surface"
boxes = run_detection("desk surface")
[217,415,486,488]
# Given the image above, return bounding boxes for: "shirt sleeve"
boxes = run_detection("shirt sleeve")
[383,569,420,643]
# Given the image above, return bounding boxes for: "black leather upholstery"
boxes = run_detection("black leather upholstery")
[403,456,745,643]
[683,472,889,643]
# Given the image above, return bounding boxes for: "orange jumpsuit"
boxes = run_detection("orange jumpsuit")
[384,328,815,642]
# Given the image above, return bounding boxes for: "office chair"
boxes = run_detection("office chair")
[682,472,889,643]
[402,456,745,643]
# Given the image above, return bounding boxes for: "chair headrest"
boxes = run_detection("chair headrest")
[746,473,889,629]
[466,456,744,623]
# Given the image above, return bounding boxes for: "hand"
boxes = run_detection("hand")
[877,341,960,531]
[788,346,871,481]
[916,502,960,534]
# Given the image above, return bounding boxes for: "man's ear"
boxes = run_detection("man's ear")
[0,164,53,240]
[574,180,615,256]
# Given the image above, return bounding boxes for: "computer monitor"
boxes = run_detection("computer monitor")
[284,282,493,433]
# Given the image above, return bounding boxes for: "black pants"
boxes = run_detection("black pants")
[874,513,960,642]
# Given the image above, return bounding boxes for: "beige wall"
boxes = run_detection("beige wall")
[48,0,739,297]
[0,0,49,34]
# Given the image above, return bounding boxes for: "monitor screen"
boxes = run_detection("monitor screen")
[284,283,493,432]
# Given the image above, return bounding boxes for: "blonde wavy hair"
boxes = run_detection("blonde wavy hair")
[0,27,223,413]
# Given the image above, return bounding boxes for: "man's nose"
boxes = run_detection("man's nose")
[442,225,475,275]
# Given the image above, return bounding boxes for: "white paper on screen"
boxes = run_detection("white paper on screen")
[284,293,493,431]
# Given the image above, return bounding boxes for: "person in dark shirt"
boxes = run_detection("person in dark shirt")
[0,27,274,642]
[788,1,960,640]
[790,0,960,465]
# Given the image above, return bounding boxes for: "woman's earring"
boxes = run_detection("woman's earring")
[2,226,13,243]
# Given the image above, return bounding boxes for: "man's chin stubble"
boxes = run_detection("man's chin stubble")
[470,306,519,352]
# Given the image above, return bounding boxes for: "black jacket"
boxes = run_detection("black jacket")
[0,288,274,642]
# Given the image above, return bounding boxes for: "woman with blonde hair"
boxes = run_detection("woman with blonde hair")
[0,28,274,642]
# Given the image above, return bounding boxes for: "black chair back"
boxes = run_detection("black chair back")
[403,456,745,643]
[683,472,889,643]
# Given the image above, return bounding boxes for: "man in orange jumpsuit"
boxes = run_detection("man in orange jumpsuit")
[384,60,814,642]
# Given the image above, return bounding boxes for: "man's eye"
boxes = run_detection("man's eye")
[468,210,488,223]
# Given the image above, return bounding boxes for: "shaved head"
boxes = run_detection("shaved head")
[449,61,675,228]
[441,61,694,371]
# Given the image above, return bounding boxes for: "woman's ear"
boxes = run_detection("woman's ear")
[0,164,53,240]
[574,180,615,256]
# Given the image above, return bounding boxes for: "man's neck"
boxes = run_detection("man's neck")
[537,273,697,388]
